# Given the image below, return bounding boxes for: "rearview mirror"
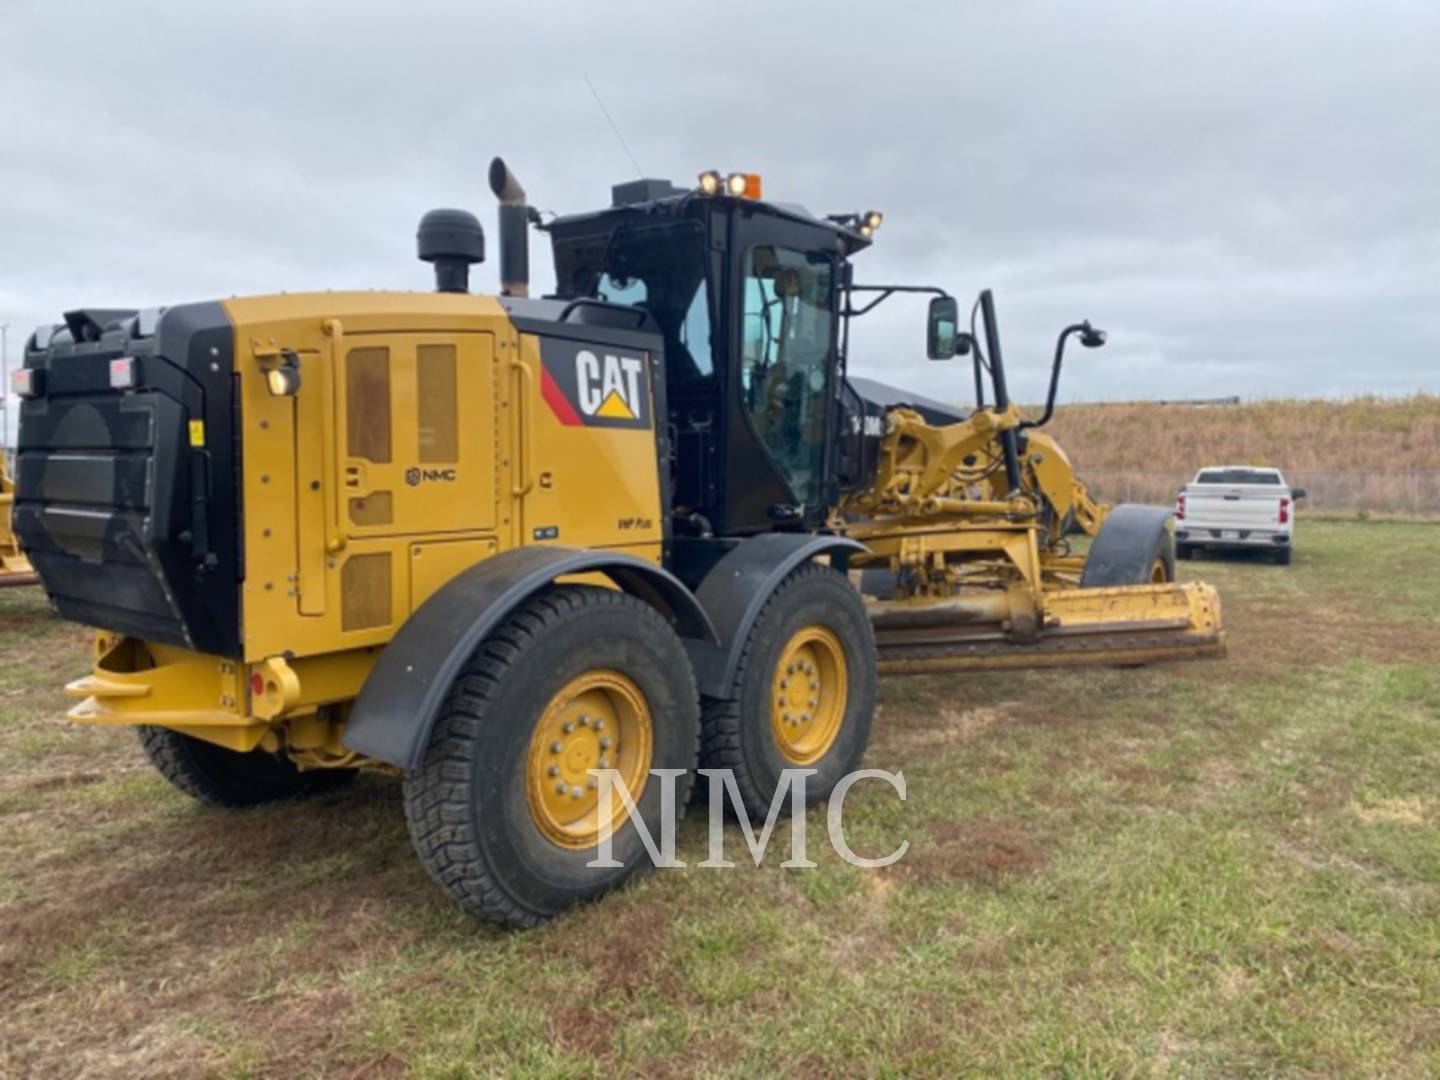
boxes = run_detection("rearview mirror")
[927,296,959,360]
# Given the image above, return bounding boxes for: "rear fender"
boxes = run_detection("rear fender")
[342,546,716,769]
[683,534,867,698]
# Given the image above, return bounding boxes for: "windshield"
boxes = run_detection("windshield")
[552,222,714,384]
[1196,468,1282,485]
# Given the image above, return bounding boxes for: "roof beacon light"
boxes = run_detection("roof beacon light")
[697,170,722,195]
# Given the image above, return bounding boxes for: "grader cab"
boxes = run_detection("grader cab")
[14,160,1222,926]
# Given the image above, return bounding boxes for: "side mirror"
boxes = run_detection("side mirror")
[927,296,960,360]
[1292,488,1307,500]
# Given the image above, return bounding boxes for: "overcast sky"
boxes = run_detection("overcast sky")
[3,0,1437,427]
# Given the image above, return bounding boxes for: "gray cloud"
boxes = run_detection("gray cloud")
[3,0,1437,430]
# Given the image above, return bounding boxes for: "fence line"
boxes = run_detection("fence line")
[1079,469,1440,517]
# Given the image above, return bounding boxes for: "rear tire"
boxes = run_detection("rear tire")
[1176,542,1194,561]
[1273,547,1292,565]
[698,562,877,822]
[138,727,354,808]
[402,586,700,928]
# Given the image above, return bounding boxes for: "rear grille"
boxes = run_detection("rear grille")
[15,302,241,656]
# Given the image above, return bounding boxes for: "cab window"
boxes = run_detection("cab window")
[557,223,714,385]
[739,245,835,506]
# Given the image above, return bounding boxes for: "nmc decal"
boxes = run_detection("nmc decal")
[538,338,651,430]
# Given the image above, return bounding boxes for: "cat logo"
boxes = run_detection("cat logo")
[538,338,650,430]
[576,350,644,421]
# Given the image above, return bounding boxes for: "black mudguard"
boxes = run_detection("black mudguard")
[343,546,717,769]
[1080,504,1176,587]
[682,534,867,699]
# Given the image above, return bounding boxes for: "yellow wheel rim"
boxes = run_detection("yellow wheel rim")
[525,670,653,850]
[770,625,848,766]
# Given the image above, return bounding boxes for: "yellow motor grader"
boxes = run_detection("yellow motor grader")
[14,161,1222,926]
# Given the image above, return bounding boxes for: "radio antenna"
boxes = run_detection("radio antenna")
[585,75,645,179]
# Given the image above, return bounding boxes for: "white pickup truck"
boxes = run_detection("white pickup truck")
[1174,466,1306,565]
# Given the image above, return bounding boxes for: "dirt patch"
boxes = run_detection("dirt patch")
[549,1004,614,1058]
[23,771,105,793]
[1351,796,1427,827]
[871,703,1007,758]
[894,817,1047,888]
[1108,761,1161,786]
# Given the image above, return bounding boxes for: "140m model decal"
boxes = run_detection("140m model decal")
[538,338,651,430]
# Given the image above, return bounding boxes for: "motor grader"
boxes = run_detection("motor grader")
[13,160,1222,926]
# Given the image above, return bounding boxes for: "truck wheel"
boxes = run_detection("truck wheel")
[699,562,877,821]
[1080,505,1177,587]
[1273,547,1292,566]
[137,726,354,808]
[1176,542,1194,561]
[402,586,699,928]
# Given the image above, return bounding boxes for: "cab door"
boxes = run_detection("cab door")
[335,333,497,539]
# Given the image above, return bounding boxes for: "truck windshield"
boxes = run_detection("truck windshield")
[552,222,713,385]
[1196,469,1282,485]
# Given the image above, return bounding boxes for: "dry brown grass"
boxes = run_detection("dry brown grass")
[1039,394,1440,514]
[1046,394,1440,473]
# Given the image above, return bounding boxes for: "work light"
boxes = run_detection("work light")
[697,170,722,195]
[266,359,302,396]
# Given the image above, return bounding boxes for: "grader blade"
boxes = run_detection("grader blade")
[870,580,1224,675]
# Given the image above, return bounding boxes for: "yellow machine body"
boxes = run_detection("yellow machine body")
[63,291,665,759]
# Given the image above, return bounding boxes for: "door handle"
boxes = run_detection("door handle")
[510,358,534,497]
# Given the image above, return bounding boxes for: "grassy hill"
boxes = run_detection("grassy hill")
[1041,395,1440,515]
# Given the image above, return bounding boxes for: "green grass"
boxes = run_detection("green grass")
[1,521,1438,1076]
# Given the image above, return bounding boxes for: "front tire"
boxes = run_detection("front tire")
[138,727,353,808]
[402,586,700,928]
[698,562,878,821]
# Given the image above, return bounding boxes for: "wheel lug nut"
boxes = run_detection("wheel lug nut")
[592,718,604,732]
[599,735,612,750]
[555,781,567,794]
[588,777,598,790]
[548,764,559,777]
[801,712,811,722]
[563,721,575,734]
[780,678,789,689]
[809,697,818,707]
[570,786,584,798]
[578,714,590,727]
[598,757,610,769]
[550,741,563,754]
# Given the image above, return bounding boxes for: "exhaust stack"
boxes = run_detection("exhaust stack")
[488,157,531,298]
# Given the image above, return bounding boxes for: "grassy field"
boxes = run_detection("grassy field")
[2,521,1438,1077]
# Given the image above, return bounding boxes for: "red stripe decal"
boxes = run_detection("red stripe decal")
[539,365,582,426]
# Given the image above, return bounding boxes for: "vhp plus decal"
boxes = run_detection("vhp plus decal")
[538,338,651,430]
